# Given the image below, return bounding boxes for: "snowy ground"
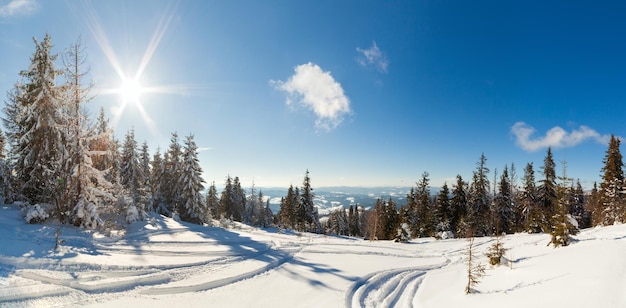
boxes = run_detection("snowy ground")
[0,204,624,307]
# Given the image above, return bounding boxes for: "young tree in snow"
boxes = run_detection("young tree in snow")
[465,236,485,294]
[178,135,208,224]
[549,159,578,247]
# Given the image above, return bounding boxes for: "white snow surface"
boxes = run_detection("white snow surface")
[0,204,624,307]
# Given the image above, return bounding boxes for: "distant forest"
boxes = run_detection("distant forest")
[2,34,625,246]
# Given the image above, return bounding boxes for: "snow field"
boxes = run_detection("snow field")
[0,204,625,307]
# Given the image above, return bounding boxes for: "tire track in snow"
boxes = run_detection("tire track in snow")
[15,270,171,293]
[345,260,449,308]
[139,247,299,295]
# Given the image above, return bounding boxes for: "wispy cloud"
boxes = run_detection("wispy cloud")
[356,41,389,73]
[197,146,213,153]
[0,0,38,18]
[511,121,612,152]
[271,62,351,132]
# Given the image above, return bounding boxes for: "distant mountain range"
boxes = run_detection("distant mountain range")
[258,186,441,216]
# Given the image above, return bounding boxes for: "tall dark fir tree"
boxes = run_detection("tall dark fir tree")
[599,135,625,225]
[537,147,557,232]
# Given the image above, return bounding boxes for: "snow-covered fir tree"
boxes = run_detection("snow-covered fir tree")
[205,181,219,219]
[178,135,208,224]
[163,132,183,216]
[63,38,115,228]
[119,128,147,223]
[149,148,167,214]
[599,135,625,225]
[13,34,69,217]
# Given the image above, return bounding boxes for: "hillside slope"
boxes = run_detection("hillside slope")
[0,204,624,307]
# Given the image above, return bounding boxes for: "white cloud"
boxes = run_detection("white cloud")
[197,146,213,152]
[511,121,611,152]
[356,41,389,73]
[272,62,351,132]
[0,0,38,18]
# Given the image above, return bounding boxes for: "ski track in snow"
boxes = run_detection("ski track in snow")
[0,242,302,304]
[344,260,450,308]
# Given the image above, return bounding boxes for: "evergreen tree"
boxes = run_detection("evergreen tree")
[139,141,151,193]
[401,187,419,237]
[549,159,578,247]
[232,176,246,222]
[570,179,589,229]
[206,181,219,219]
[494,166,515,234]
[178,135,208,224]
[586,182,602,226]
[163,132,183,215]
[277,185,295,229]
[599,135,625,225]
[1,86,20,203]
[415,172,432,237]
[14,34,68,213]
[293,186,304,230]
[301,169,321,233]
[451,175,468,237]
[348,204,362,236]
[521,162,541,233]
[63,38,116,228]
[219,175,234,219]
[468,153,490,236]
[244,183,258,225]
[119,128,147,222]
[433,182,451,236]
[150,148,167,214]
[537,148,557,232]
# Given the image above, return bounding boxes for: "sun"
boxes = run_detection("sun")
[118,77,143,104]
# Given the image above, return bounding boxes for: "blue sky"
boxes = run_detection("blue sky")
[1,0,626,190]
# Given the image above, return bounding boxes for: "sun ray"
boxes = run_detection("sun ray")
[136,1,180,79]
[73,1,181,138]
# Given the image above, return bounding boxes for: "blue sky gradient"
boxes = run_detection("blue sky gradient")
[1,0,625,189]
